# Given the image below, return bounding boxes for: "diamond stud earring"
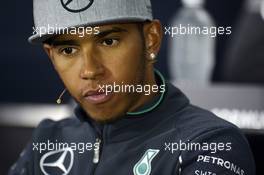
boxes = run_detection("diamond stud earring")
[150,53,156,60]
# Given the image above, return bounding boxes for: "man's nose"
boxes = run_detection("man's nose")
[79,51,104,80]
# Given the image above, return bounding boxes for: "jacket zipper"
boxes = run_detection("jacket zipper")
[91,137,102,175]
[93,138,102,164]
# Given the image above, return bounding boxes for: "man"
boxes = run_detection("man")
[9,0,255,174]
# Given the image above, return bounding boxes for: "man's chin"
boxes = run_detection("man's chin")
[78,97,130,123]
[89,113,125,124]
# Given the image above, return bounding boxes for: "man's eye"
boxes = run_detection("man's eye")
[101,39,119,46]
[60,47,78,55]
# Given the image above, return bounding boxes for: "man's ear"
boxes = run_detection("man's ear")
[43,44,55,63]
[143,20,163,57]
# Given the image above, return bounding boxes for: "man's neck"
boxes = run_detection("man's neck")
[127,70,158,113]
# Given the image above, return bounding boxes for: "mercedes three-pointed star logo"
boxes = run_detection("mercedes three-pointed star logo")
[60,0,94,13]
[40,148,74,175]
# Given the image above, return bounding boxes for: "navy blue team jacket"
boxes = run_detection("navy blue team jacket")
[8,81,255,175]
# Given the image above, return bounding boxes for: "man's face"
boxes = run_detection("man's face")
[44,22,162,122]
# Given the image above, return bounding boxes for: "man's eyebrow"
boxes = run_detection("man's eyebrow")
[50,27,128,45]
[51,40,79,46]
[95,27,128,38]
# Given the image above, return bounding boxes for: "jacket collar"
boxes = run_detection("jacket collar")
[74,71,190,143]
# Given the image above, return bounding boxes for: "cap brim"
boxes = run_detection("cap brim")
[28,17,152,45]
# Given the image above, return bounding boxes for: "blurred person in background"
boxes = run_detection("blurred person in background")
[222,0,264,84]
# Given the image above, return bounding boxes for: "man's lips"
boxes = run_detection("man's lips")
[82,88,113,104]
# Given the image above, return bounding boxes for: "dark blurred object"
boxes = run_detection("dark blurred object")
[222,0,264,84]
[0,126,33,175]
[244,129,264,175]
[206,0,245,82]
